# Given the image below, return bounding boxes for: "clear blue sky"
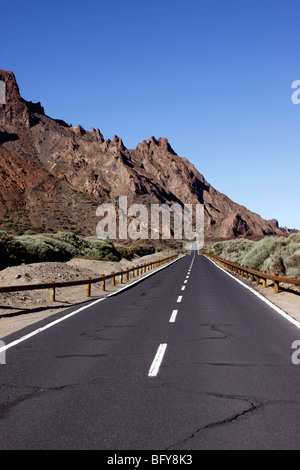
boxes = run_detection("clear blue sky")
[1,0,299,229]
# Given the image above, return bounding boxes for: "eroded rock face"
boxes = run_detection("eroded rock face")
[0,70,44,128]
[0,69,284,239]
[0,148,98,234]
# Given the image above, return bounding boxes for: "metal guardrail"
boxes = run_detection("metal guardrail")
[203,253,300,293]
[0,254,178,301]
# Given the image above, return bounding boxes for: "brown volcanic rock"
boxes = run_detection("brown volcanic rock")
[0,70,44,129]
[0,69,284,239]
[0,148,98,234]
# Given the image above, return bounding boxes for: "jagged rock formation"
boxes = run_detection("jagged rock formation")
[0,69,284,239]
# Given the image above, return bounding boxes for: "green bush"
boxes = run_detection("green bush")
[203,239,254,263]
[127,244,155,257]
[114,243,155,260]
[284,251,300,278]
[0,231,28,269]
[84,237,122,261]
[115,244,135,260]
[241,238,282,270]
[16,235,64,262]
[203,233,300,277]
[16,233,123,264]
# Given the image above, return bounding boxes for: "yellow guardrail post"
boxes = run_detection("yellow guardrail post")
[262,271,267,288]
[100,274,105,291]
[86,277,91,297]
[50,280,55,302]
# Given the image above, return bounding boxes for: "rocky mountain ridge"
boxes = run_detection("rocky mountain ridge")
[0,69,285,240]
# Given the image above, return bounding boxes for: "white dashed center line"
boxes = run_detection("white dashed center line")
[148,252,197,377]
[169,310,178,323]
[148,343,167,377]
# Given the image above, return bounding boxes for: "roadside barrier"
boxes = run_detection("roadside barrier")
[203,253,300,293]
[0,254,178,301]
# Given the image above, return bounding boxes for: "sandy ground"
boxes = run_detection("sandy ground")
[0,252,299,340]
[0,251,179,339]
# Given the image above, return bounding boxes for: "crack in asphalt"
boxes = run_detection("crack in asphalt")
[164,387,296,450]
[166,396,264,450]
[0,382,80,420]
[0,393,35,418]
[55,354,107,359]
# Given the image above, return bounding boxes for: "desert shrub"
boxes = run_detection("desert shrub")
[288,233,300,244]
[202,233,300,278]
[84,237,122,261]
[16,233,123,263]
[114,243,155,260]
[0,231,28,269]
[36,232,92,260]
[263,253,286,275]
[203,239,254,263]
[51,232,90,251]
[16,235,61,263]
[221,239,254,263]
[115,244,135,260]
[241,238,283,270]
[284,251,300,278]
[127,244,155,258]
[35,236,78,260]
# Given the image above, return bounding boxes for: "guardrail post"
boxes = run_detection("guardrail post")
[100,274,105,291]
[262,271,267,288]
[111,272,116,286]
[135,265,139,276]
[274,280,279,293]
[119,269,123,283]
[131,266,135,277]
[256,275,260,285]
[50,280,55,302]
[86,277,91,297]
[126,270,129,281]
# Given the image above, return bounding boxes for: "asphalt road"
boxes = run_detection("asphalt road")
[0,252,300,450]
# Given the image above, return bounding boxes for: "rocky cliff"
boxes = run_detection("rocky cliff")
[0,69,284,240]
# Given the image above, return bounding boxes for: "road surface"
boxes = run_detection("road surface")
[0,252,300,450]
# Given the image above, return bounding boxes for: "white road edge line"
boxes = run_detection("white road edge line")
[0,256,182,355]
[169,309,178,323]
[205,255,300,330]
[148,343,167,377]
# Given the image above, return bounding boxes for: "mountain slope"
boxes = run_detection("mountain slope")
[0,69,283,239]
